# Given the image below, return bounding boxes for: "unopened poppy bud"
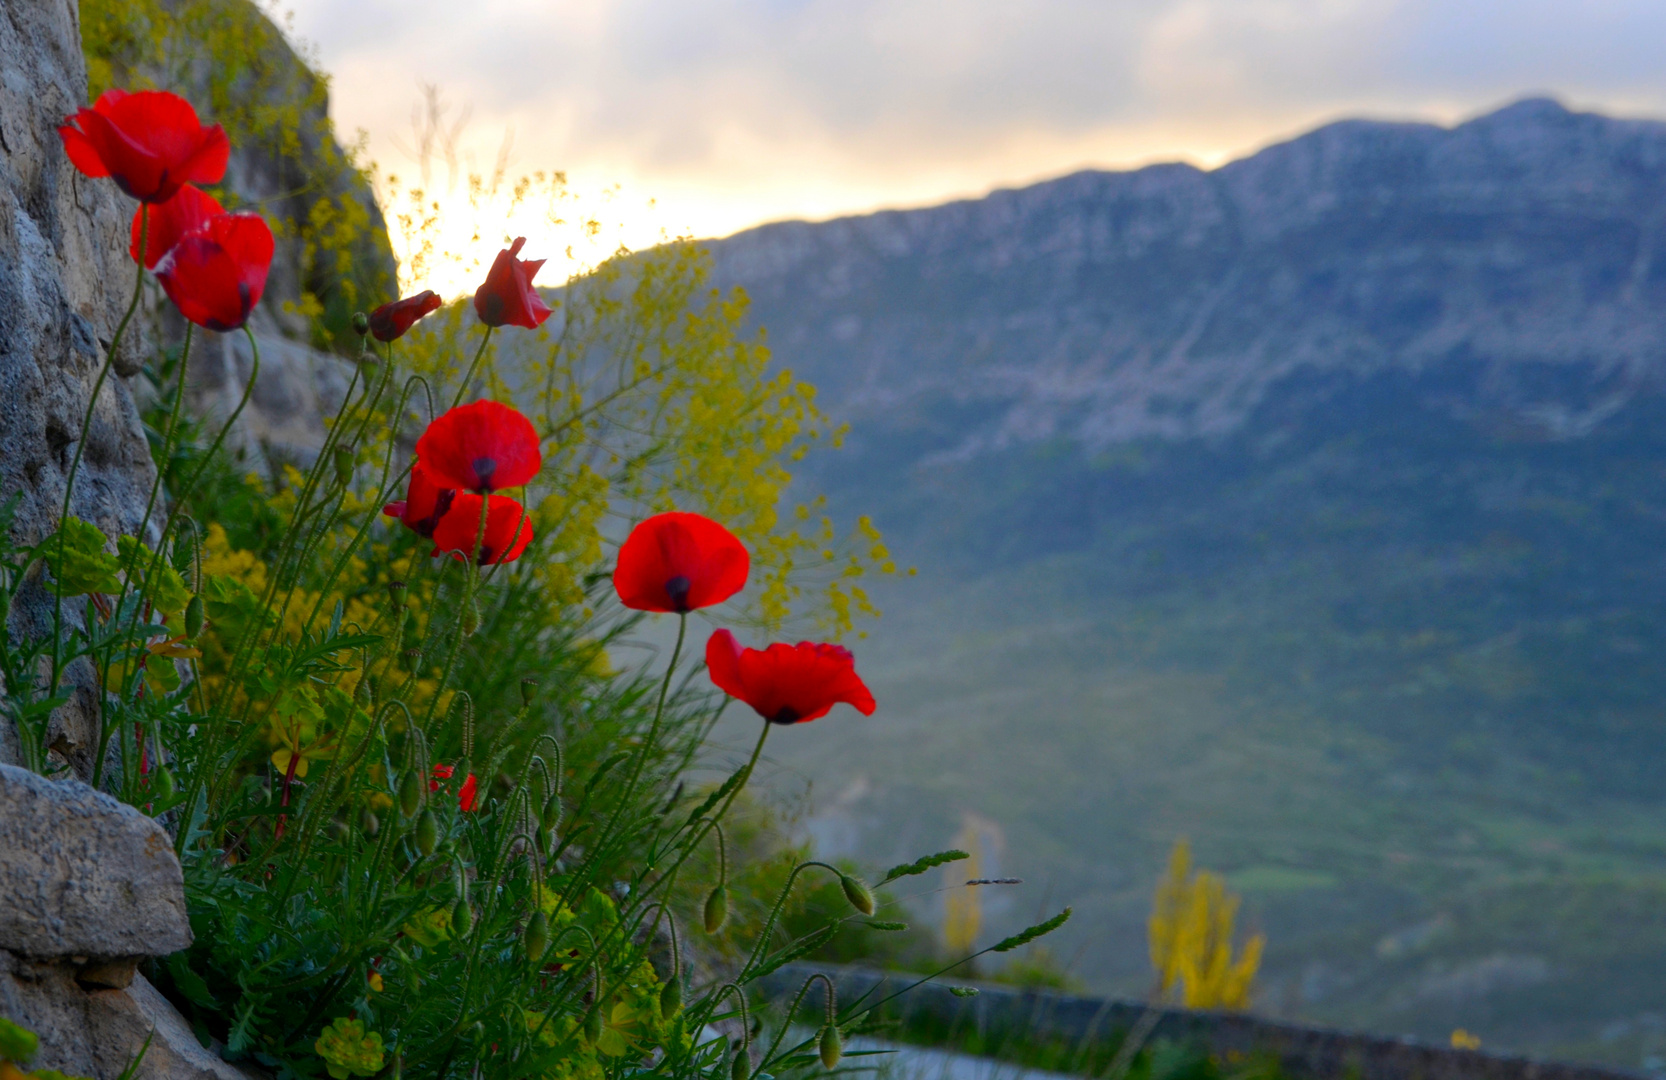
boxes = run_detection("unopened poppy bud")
[452,897,473,936]
[731,1047,750,1080]
[351,311,370,336]
[840,875,876,916]
[355,675,374,708]
[414,809,438,855]
[154,766,176,800]
[360,808,380,837]
[820,1026,842,1070]
[520,677,539,707]
[659,976,682,1020]
[461,596,480,636]
[703,884,728,934]
[541,792,562,833]
[398,769,422,817]
[583,1005,603,1044]
[328,819,350,841]
[333,444,355,486]
[184,594,204,639]
[524,911,549,963]
[388,581,407,608]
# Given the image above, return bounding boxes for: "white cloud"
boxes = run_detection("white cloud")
[278,0,1666,293]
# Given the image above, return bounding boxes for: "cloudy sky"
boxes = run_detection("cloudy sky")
[283,0,1666,292]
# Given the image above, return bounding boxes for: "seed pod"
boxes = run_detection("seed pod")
[820,1026,842,1070]
[388,581,407,609]
[402,648,422,674]
[541,792,562,834]
[351,311,371,336]
[398,769,422,817]
[520,677,539,707]
[333,444,355,486]
[360,808,380,837]
[452,898,473,937]
[731,1047,750,1080]
[153,766,176,801]
[524,911,550,963]
[460,596,481,636]
[184,594,204,639]
[583,1005,603,1045]
[415,809,438,855]
[703,884,729,934]
[840,875,876,916]
[659,976,682,1020]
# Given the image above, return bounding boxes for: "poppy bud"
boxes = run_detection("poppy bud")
[820,1026,842,1070]
[731,1047,750,1080]
[452,897,473,937]
[415,809,438,855]
[520,677,539,707]
[398,769,422,817]
[541,792,562,834]
[184,594,203,639]
[361,808,380,837]
[704,884,728,934]
[461,596,481,636]
[351,311,371,336]
[328,819,350,841]
[583,1005,603,1044]
[659,976,682,1020]
[524,911,549,963]
[388,581,407,609]
[840,875,876,916]
[355,675,374,709]
[154,766,176,801]
[333,444,356,486]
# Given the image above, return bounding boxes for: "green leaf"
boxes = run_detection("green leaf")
[864,920,909,932]
[167,954,216,1009]
[117,535,191,616]
[880,849,969,884]
[990,907,1072,953]
[200,574,273,642]
[40,517,120,597]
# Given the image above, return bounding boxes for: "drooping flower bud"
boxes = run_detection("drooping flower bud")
[452,898,473,937]
[820,1026,843,1070]
[398,770,422,817]
[184,594,204,639]
[154,766,176,801]
[461,595,481,636]
[583,1005,603,1045]
[415,809,438,855]
[703,884,729,934]
[840,875,876,916]
[659,976,682,1020]
[360,809,380,837]
[541,792,562,834]
[524,911,549,963]
[731,1046,750,1080]
[333,444,356,487]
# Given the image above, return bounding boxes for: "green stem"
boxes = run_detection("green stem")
[450,325,493,410]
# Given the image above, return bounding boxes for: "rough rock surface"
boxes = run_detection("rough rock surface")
[0,763,190,960]
[0,0,160,771]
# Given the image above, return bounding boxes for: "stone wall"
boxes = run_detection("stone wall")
[763,963,1651,1080]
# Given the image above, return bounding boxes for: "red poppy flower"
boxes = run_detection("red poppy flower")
[414,400,541,492]
[369,290,444,342]
[614,512,749,613]
[155,212,274,332]
[59,89,229,203]
[458,773,479,812]
[382,462,456,539]
[130,183,223,269]
[473,237,553,329]
[705,629,877,725]
[430,494,534,565]
[429,764,455,792]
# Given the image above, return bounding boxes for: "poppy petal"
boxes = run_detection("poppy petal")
[414,401,542,492]
[615,512,749,613]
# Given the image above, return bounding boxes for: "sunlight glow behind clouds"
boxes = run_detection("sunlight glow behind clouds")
[281,0,1666,296]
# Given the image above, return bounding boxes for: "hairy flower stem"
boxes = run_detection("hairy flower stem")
[53,206,147,695]
[450,325,493,410]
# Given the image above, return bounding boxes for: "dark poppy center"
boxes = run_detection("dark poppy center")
[769,706,802,725]
[412,489,456,538]
[479,293,505,326]
[664,575,691,611]
[471,457,497,490]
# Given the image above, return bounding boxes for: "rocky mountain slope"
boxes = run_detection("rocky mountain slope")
[702,99,1666,1068]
